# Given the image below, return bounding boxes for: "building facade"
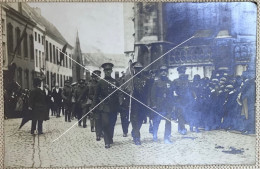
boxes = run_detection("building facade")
[3,3,36,89]
[130,2,256,80]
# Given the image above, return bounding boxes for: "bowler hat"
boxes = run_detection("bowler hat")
[132,62,143,68]
[78,79,85,84]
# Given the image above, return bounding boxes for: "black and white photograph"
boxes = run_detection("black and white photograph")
[1,1,258,168]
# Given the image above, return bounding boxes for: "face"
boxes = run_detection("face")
[104,69,112,77]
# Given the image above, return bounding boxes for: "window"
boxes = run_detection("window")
[65,53,68,68]
[16,27,21,55]
[31,70,35,86]
[35,49,38,67]
[41,36,44,45]
[38,34,40,43]
[2,19,5,34]
[60,74,62,87]
[29,35,34,60]
[69,54,72,68]
[7,23,13,53]
[57,73,59,85]
[46,41,49,61]
[56,48,59,65]
[24,70,29,89]
[23,32,28,57]
[39,51,41,68]
[53,45,56,64]
[49,43,52,62]
[3,42,6,67]
[115,71,119,79]
[47,71,49,87]
[35,32,37,41]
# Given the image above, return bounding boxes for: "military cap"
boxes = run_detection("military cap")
[101,63,114,70]
[71,82,78,86]
[78,79,85,84]
[177,66,186,74]
[226,85,234,89]
[132,62,143,68]
[160,65,168,70]
[92,70,101,77]
[211,78,219,82]
[220,77,227,81]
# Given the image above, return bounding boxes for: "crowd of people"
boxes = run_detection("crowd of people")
[9,62,256,149]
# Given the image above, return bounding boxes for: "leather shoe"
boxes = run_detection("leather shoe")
[123,133,127,137]
[96,137,101,141]
[38,132,44,135]
[105,144,110,149]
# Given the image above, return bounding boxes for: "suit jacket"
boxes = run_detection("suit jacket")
[52,88,62,105]
[93,76,119,113]
[28,87,49,120]
[44,88,52,108]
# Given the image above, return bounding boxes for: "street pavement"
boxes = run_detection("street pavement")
[4,114,256,168]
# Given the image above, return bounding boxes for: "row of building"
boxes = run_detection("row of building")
[2,3,76,90]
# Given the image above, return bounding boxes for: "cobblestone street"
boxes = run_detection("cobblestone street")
[5,114,256,168]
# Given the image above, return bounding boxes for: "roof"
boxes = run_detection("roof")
[82,53,127,68]
[22,3,73,49]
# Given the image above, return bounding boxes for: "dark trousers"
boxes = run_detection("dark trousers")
[130,111,144,140]
[120,110,129,134]
[95,112,102,138]
[175,106,186,131]
[65,107,71,121]
[101,112,117,145]
[31,120,43,133]
[76,103,83,125]
[82,106,90,127]
[153,112,171,139]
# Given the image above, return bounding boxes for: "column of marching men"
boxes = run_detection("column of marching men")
[23,61,255,149]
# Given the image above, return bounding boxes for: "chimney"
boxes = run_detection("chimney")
[34,7,41,15]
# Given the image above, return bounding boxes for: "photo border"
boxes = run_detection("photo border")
[0,0,259,168]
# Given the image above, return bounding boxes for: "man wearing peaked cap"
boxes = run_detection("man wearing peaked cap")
[92,70,101,77]
[101,62,114,70]
[151,65,173,144]
[130,62,148,145]
[92,62,119,148]
[61,79,72,122]
[74,78,87,127]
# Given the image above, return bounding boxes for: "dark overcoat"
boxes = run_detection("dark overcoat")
[28,88,49,121]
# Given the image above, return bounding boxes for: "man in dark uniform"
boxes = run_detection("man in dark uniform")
[74,79,87,127]
[93,63,119,148]
[43,84,52,117]
[130,62,147,145]
[71,82,78,119]
[89,70,102,139]
[172,66,189,135]
[118,70,131,137]
[151,65,173,143]
[87,70,101,132]
[61,80,72,122]
[51,83,62,117]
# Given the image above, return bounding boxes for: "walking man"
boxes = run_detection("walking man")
[93,63,119,148]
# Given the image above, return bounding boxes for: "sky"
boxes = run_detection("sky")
[29,3,125,54]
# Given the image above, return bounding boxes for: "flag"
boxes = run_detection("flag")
[10,24,28,63]
[58,44,67,66]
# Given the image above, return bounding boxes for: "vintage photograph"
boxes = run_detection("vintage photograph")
[2,2,257,168]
